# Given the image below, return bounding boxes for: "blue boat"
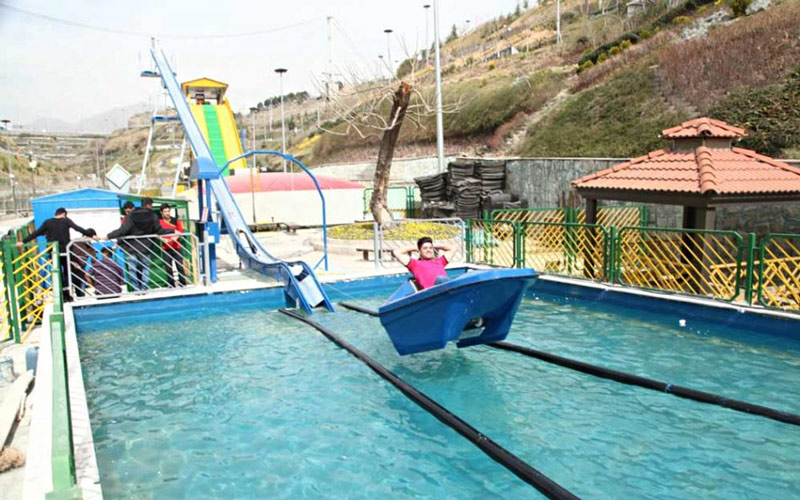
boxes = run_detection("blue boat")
[378,269,538,355]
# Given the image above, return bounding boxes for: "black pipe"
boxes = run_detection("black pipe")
[489,342,800,427]
[339,301,800,427]
[340,301,379,316]
[279,308,581,500]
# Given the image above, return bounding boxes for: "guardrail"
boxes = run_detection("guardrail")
[373,218,465,268]
[466,219,800,313]
[66,233,201,301]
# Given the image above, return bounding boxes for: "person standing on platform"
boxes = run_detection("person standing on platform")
[17,207,98,302]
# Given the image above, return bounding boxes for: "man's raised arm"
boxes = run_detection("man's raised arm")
[436,242,457,263]
[392,245,417,267]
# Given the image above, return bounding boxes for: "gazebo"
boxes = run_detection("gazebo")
[570,117,800,299]
[571,117,800,230]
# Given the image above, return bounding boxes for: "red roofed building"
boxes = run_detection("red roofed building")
[571,117,800,230]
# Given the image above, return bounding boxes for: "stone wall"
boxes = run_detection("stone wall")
[504,157,800,233]
[317,154,800,233]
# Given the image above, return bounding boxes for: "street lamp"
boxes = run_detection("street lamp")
[423,5,431,65]
[9,173,16,215]
[384,29,394,77]
[432,0,445,173]
[27,152,37,197]
[274,67,288,173]
[248,106,259,225]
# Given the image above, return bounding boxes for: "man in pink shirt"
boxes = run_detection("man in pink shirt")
[393,237,457,290]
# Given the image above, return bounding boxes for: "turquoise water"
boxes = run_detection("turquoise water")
[79,287,800,500]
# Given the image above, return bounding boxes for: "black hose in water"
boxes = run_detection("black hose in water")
[489,342,800,427]
[279,308,582,500]
[339,301,800,427]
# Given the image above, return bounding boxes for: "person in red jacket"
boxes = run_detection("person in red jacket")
[158,204,186,287]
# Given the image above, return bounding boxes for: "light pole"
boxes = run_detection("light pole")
[27,152,37,197]
[274,68,288,173]
[378,54,385,79]
[433,0,445,172]
[249,107,258,168]
[9,173,16,215]
[423,4,431,66]
[384,29,393,77]
[248,106,259,225]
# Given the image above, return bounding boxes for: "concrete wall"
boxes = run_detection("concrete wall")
[313,155,456,185]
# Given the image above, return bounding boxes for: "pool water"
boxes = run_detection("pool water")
[78,284,800,500]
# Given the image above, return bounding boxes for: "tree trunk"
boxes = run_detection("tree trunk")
[370,82,412,225]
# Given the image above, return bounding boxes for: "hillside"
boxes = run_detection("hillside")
[298,0,800,164]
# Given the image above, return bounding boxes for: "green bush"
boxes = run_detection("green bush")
[620,40,633,50]
[577,60,595,73]
[697,5,708,14]
[673,15,692,23]
[726,0,752,16]
[639,28,652,39]
[597,52,608,63]
[609,46,621,56]
[488,61,496,70]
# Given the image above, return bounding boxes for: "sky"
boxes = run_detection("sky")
[0,0,521,126]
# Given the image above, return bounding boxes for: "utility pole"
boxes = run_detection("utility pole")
[433,0,445,173]
[94,140,101,187]
[384,29,394,77]
[325,16,334,102]
[424,4,431,66]
[274,68,288,173]
[556,0,562,44]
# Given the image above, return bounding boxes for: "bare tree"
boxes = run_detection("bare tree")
[311,37,463,225]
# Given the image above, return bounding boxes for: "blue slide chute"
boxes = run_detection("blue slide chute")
[150,48,333,312]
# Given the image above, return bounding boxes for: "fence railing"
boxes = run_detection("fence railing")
[375,218,465,268]
[66,233,201,302]
[466,219,800,313]
[491,205,646,228]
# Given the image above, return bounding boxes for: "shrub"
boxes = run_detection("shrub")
[620,40,633,50]
[562,11,578,23]
[488,61,496,70]
[577,60,595,73]
[726,0,752,17]
[673,15,692,24]
[577,35,590,46]
[597,52,608,63]
[609,46,621,56]
[639,28,652,39]
[697,5,708,14]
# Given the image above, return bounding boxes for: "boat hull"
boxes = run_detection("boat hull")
[378,269,538,355]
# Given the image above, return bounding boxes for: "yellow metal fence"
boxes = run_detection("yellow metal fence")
[466,220,800,314]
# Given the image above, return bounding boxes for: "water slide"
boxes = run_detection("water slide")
[189,102,246,175]
[151,48,333,313]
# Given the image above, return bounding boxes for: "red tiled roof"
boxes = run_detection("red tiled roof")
[572,147,800,195]
[661,117,746,139]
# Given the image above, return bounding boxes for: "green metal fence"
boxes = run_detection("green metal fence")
[466,218,800,313]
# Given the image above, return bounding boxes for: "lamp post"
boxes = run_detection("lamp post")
[27,152,37,197]
[432,0,445,173]
[384,29,393,76]
[9,173,16,215]
[248,106,259,225]
[423,4,431,65]
[274,67,288,173]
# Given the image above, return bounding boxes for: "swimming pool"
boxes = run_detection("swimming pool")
[75,275,800,500]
